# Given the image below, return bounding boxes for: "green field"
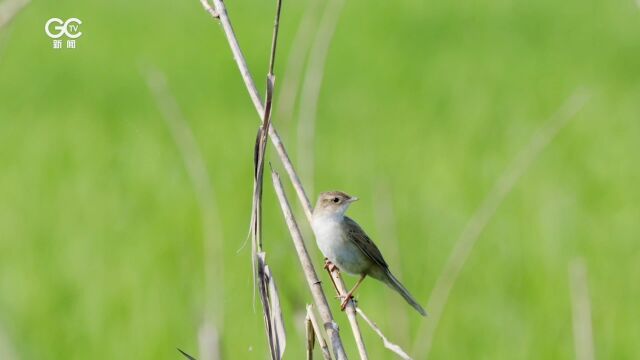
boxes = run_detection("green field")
[1,0,639,358]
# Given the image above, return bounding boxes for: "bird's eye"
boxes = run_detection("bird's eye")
[333,197,340,203]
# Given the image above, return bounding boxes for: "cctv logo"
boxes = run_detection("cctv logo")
[45,18,82,39]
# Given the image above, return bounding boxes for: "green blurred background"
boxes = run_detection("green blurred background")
[1,0,639,358]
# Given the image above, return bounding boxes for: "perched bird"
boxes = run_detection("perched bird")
[311,191,427,316]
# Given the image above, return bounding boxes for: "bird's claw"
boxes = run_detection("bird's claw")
[323,259,338,273]
[338,294,355,311]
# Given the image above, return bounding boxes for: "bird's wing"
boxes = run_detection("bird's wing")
[343,216,389,269]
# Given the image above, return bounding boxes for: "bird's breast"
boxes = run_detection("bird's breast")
[311,216,343,257]
[311,215,369,275]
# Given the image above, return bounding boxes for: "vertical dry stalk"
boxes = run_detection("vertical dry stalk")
[200,1,403,357]
[271,169,348,360]
[249,1,286,358]
[143,68,224,360]
[252,78,287,360]
[306,311,316,360]
[569,258,595,360]
[200,0,314,222]
[413,90,591,359]
[199,0,350,356]
[296,0,345,195]
[307,305,333,360]
[327,270,369,359]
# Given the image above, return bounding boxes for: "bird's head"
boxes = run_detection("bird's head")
[313,191,358,218]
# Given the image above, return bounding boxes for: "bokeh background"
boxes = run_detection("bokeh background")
[1,0,639,358]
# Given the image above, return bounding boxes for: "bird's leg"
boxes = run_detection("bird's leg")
[323,258,341,296]
[340,274,367,311]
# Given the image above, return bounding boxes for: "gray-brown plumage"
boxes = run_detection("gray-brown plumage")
[311,191,427,316]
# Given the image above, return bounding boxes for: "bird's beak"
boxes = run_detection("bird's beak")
[348,196,359,203]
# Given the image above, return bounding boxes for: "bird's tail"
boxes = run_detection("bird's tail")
[384,270,427,316]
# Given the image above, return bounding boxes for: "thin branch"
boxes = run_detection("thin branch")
[271,168,348,360]
[307,305,333,360]
[356,308,412,360]
[200,1,401,357]
[267,0,283,77]
[249,0,286,357]
[200,0,349,357]
[143,68,225,335]
[201,0,313,221]
[0,0,29,30]
[413,90,592,359]
[255,253,287,359]
[306,311,315,360]
[296,0,345,195]
[327,270,369,359]
[201,0,410,359]
[569,258,595,360]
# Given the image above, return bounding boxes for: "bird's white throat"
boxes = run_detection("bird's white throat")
[311,213,345,257]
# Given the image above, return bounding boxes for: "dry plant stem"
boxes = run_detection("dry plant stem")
[202,0,422,351]
[250,0,286,357]
[307,305,333,360]
[201,0,313,221]
[413,90,591,359]
[271,169,348,360]
[569,258,595,360]
[296,0,345,195]
[199,1,391,357]
[306,313,315,360]
[255,254,286,360]
[355,308,412,360]
[143,69,224,344]
[0,0,29,29]
[327,269,368,360]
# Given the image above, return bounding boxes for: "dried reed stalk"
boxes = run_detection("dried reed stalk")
[307,305,333,360]
[325,269,368,359]
[271,168,348,360]
[200,0,407,357]
[200,0,313,222]
[306,311,316,360]
[249,0,286,357]
[356,308,412,360]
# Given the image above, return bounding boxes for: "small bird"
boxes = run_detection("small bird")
[311,191,427,316]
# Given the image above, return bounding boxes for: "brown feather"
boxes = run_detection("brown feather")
[342,216,389,269]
